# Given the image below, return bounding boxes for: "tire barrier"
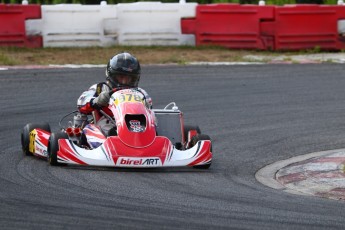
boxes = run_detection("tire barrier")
[181,4,345,51]
[0,4,42,48]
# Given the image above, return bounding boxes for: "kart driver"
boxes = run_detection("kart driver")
[77,52,152,136]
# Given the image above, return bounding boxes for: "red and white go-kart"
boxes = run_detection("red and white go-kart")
[21,88,212,169]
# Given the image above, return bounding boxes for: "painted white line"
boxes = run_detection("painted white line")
[49,64,106,68]
[189,62,264,65]
[0,57,343,71]
[0,64,106,70]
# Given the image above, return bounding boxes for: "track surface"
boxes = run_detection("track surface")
[2,64,345,229]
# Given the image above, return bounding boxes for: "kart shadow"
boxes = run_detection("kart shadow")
[62,165,211,173]
[27,155,211,173]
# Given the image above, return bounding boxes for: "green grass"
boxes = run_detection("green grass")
[0,45,342,65]
[0,53,17,65]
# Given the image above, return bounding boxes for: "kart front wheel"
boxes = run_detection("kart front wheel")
[190,134,212,169]
[184,125,201,143]
[21,123,51,156]
[48,132,68,166]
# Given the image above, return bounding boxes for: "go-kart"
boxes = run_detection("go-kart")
[21,88,212,169]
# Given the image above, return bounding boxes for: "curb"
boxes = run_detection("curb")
[256,149,345,200]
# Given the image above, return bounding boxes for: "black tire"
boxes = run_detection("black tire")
[190,134,212,169]
[21,123,51,156]
[184,125,201,142]
[48,132,68,166]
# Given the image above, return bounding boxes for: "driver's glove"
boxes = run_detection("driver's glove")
[91,91,111,109]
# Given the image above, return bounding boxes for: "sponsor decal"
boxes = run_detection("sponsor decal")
[35,146,48,156]
[117,157,162,166]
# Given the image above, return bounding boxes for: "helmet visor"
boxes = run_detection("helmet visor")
[110,73,139,87]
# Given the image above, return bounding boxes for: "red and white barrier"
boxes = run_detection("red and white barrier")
[2,2,345,50]
[0,4,42,47]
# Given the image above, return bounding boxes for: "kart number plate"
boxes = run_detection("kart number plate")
[114,94,143,106]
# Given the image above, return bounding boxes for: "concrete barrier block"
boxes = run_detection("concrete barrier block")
[116,2,197,46]
[41,4,117,47]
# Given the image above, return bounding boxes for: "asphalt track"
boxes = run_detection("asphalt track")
[1,64,345,229]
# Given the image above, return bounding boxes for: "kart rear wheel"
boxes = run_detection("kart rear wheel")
[48,132,68,166]
[190,134,212,169]
[21,123,51,156]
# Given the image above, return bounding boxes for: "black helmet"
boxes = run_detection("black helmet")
[106,52,141,88]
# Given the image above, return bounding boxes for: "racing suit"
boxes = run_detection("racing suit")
[77,82,152,136]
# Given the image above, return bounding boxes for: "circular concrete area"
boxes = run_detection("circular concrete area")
[256,149,345,201]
